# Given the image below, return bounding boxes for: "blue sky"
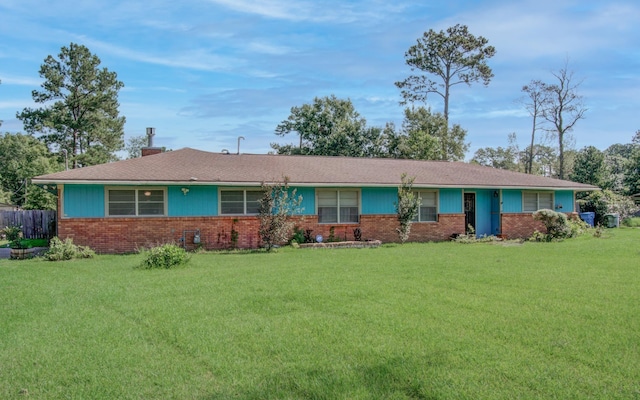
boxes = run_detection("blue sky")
[1,0,639,159]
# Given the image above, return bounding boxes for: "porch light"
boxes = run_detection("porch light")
[144,191,152,197]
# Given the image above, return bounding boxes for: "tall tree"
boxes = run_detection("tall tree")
[624,130,640,195]
[395,24,496,127]
[520,80,547,174]
[540,62,586,180]
[570,146,606,188]
[271,95,382,157]
[18,43,125,168]
[0,133,60,209]
[399,107,468,161]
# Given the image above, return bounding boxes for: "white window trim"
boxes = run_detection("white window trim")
[414,190,439,223]
[105,186,167,217]
[522,191,555,212]
[219,188,262,215]
[316,189,361,224]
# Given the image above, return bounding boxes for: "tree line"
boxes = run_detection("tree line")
[1,26,639,210]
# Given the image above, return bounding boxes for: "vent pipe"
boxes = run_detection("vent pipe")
[237,136,245,155]
[146,127,156,147]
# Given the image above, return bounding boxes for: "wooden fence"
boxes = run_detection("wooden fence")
[1,210,57,239]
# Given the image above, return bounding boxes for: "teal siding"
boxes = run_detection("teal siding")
[439,189,462,213]
[168,186,217,216]
[362,187,397,214]
[554,190,574,212]
[502,190,523,213]
[63,185,104,217]
[294,187,315,215]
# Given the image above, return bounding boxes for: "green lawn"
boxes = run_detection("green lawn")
[1,230,639,399]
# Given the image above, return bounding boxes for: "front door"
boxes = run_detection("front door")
[464,193,476,234]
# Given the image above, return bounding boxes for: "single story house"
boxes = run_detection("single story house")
[32,147,598,253]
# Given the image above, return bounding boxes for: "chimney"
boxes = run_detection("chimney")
[141,127,162,157]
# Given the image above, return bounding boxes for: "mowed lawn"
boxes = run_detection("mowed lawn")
[1,230,639,399]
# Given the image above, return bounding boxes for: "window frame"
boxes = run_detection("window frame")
[219,188,263,215]
[105,187,167,217]
[413,190,439,222]
[522,191,554,212]
[316,189,360,224]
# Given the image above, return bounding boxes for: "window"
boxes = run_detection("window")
[317,190,359,223]
[220,189,261,215]
[107,188,165,216]
[414,191,438,222]
[523,192,553,212]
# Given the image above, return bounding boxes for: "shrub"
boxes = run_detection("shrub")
[577,190,639,225]
[258,178,303,251]
[531,209,574,241]
[44,237,95,261]
[290,227,306,245]
[395,173,420,244]
[622,217,640,227]
[138,244,189,269]
[3,225,24,248]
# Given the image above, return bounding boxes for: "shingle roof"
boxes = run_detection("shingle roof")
[33,147,598,190]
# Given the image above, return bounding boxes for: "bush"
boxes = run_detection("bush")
[622,217,640,227]
[577,190,639,225]
[138,244,189,269]
[531,209,578,241]
[44,237,95,261]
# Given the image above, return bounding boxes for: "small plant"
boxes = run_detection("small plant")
[327,226,337,242]
[290,227,306,245]
[44,237,95,261]
[4,225,24,249]
[138,244,189,269]
[395,173,420,244]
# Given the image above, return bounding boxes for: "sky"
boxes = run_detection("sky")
[1,0,639,159]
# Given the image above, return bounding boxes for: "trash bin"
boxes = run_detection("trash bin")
[579,212,595,227]
[603,213,619,228]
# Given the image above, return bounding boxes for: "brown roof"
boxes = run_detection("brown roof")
[33,147,598,190]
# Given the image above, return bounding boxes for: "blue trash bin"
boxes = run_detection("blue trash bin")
[579,212,595,227]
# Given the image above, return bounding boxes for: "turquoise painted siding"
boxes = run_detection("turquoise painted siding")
[63,185,104,217]
[294,187,315,215]
[168,186,217,216]
[554,191,574,212]
[440,189,462,213]
[502,190,523,213]
[362,187,397,214]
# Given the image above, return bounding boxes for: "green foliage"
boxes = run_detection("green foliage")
[531,209,573,241]
[290,227,306,245]
[622,217,640,227]
[393,106,468,161]
[395,173,420,243]
[258,178,303,251]
[44,237,95,261]
[570,146,606,188]
[271,95,383,157]
[395,24,496,124]
[0,133,60,208]
[3,225,23,248]
[578,190,639,224]
[17,43,125,168]
[138,243,189,269]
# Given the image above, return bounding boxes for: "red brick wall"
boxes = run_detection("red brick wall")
[500,212,579,239]
[57,213,467,253]
[57,212,582,253]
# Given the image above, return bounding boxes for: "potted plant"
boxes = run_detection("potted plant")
[4,225,31,259]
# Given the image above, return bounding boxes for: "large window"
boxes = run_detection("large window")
[317,190,359,223]
[107,188,165,216]
[414,191,438,222]
[523,192,554,212]
[220,189,261,215]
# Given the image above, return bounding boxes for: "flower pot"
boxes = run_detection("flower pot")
[10,248,36,260]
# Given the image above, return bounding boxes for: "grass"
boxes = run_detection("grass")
[0,238,49,248]
[1,229,639,399]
